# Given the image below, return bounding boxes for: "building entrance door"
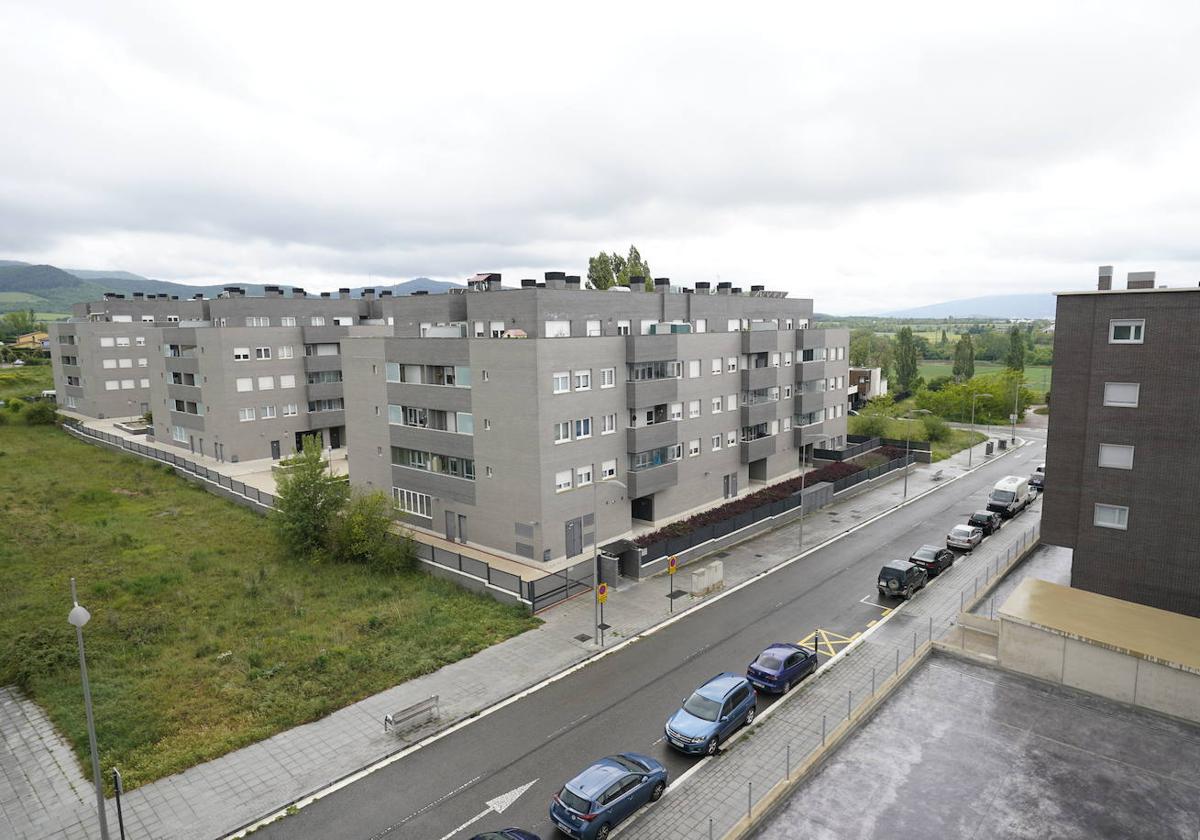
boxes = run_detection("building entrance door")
[330,427,342,449]
[457,514,467,544]
[445,510,457,541]
[270,440,281,460]
[565,517,583,557]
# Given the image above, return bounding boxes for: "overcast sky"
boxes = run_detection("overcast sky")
[2,1,1199,313]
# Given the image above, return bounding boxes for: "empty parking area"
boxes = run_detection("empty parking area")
[753,653,1200,840]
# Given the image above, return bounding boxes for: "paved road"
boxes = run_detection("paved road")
[260,439,1045,840]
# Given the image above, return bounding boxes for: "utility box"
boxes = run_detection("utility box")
[985,441,995,456]
[706,560,725,591]
[598,551,621,586]
[690,567,709,596]
[998,439,1007,451]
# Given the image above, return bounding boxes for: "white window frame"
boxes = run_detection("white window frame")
[688,359,701,379]
[586,319,602,337]
[280,316,297,327]
[258,376,274,391]
[104,380,119,391]
[234,347,250,361]
[255,347,271,360]
[1098,444,1135,470]
[238,407,256,422]
[1108,319,1145,344]
[279,374,296,389]
[545,320,571,338]
[711,434,722,451]
[1093,503,1129,531]
[135,336,146,346]
[711,396,723,414]
[600,368,615,389]
[118,358,133,369]
[574,369,591,391]
[669,403,683,421]
[1103,382,1140,408]
[393,487,432,518]
[576,464,593,487]
[726,430,737,447]
[616,320,631,336]
[688,439,700,457]
[261,405,277,419]
[712,358,722,375]
[310,316,325,326]
[100,337,115,348]
[727,356,738,373]
[553,371,570,394]
[554,421,571,444]
[236,377,253,392]
[102,359,117,369]
[726,394,737,412]
[283,404,298,417]
[116,336,131,347]
[601,413,617,435]
[600,459,617,479]
[688,399,701,419]
[574,417,592,440]
[555,470,573,493]
[784,351,792,366]
[695,318,707,333]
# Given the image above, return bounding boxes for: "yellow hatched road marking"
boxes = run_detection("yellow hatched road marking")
[798,628,862,657]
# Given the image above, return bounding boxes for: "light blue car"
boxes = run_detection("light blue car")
[664,673,757,756]
[549,753,668,839]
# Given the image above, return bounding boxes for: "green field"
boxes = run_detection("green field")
[0,365,53,400]
[0,424,539,792]
[918,360,1051,396]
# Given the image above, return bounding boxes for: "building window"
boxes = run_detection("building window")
[574,417,592,439]
[234,347,250,361]
[784,351,793,366]
[553,371,570,394]
[669,443,683,460]
[385,362,400,382]
[261,405,277,419]
[279,374,296,388]
[601,459,617,479]
[102,359,117,369]
[586,320,602,337]
[574,369,591,391]
[139,378,150,388]
[688,439,700,457]
[1094,503,1129,530]
[640,319,656,335]
[118,358,133,369]
[246,316,270,327]
[391,447,475,480]
[281,316,297,327]
[135,336,146,346]
[490,321,505,338]
[310,316,326,326]
[555,470,573,492]
[576,464,593,486]
[457,412,474,435]
[726,394,737,411]
[283,404,298,416]
[236,377,253,392]
[695,318,707,333]
[1098,444,1135,470]
[171,425,188,442]
[137,357,148,367]
[669,403,682,421]
[116,336,131,347]
[258,376,274,390]
[711,396,723,414]
[1108,319,1145,344]
[616,320,631,336]
[600,368,615,388]
[771,352,780,367]
[689,400,701,419]
[711,434,722,451]
[727,430,737,447]
[238,407,256,422]
[483,418,492,431]
[782,417,792,432]
[688,359,701,379]
[783,384,792,398]
[393,488,432,518]
[255,347,272,360]
[485,466,494,478]
[554,421,571,443]
[601,413,617,435]
[711,358,721,375]
[545,320,571,338]
[1103,382,1140,408]
[100,337,115,348]
[727,356,737,373]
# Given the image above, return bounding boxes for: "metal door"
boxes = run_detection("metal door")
[565,518,582,558]
[330,427,342,448]
[457,514,467,544]
[270,440,281,460]
[445,511,456,541]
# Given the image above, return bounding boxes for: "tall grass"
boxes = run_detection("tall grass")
[0,424,538,792]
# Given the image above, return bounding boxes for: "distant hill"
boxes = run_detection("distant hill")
[0,260,461,316]
[876,293,1056,319]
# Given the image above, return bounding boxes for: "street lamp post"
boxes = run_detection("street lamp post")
[798,434,830,557]
[69,578,111,840]
[1011,379,1020,444]
[900,409,931,499]
[592,477,627,646]
[968,393,993,468]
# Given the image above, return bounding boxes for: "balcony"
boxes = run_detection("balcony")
[741,365,778,391]
[793,423,828,448]
[626,377,678,408]
[305,380,344,401]
[741,329,778,354]
[627,461,678,497]
[306,409,345,429]
[799,359,826,380]
[165,356,200,375]
[389,424,475,459]
[301,325,351,344]
[626,422,679,453]
[796,390,825,415]
[740,400,777,427]
[740,435,777,463]
[625,333,679,363]
[303,353,343,373]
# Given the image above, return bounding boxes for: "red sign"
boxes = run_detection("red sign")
[668,555,678,574]
[597,582,608,604]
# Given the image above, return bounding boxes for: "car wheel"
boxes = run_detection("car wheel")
[745,706,756,726]
[650,780,666,802]
[596,823,613,839]
[706,736,719,756]
[782,680,791,693]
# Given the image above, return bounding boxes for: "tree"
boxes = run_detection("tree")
[939,328,948,347]
[272,435,349,561]
[0,309,43,341]
[328,491,414,572]
[1005,326,1026,371]
[23,401,59,425]
[952,335,975,381]
[615,245,654,291]
[587,252,616,290]
[915,370,1035,424]
[893,326,919,393]
[849,329,893,381]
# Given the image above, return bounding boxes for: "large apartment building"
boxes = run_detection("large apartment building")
[1043,266,1200,618]
[51,273,849,566]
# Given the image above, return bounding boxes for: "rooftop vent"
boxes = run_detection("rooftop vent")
[521,278,537,288]
[292,287,306,297]
[1127,271,1156,290]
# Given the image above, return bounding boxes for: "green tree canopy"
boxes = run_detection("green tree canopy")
[272,435,350,561]
[1005,326,1026,371]
[952,335,975,381]
[587,252,616,290]
[0,309,44,341]
[915,370,1035,425]
[586,245,654,291]
[893,326,919,393]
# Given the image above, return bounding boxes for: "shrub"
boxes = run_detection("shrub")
[921,415,951,442]
[328,491,414,573]
[926,375,952,392]
[23,401,59,425]
[851,413,890,438]
[1043,389,1050,405]
[5,399,23,414]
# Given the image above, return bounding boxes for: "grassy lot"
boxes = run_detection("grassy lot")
[0,424,539,792]
[917,360,1052,396]
[849,415,986,462]
[0,365,53,401]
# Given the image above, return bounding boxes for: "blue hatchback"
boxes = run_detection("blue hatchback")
[746,643,818,694]
[664,673,757,756]
[549,753,667,839]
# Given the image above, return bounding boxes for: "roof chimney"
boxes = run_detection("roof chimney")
[654,277,670,293]
[412,290,428,296]
[544,271,566,290]
[1127,271,1156,290]
[629,276,645,292]
[380,290,394,298]
[338,287,350,299]
[750,285,765,293]
[695,281,711,293]
[133,292,144,299]
[717,282,732,295]
[320,291,331,298]
[565,275,581,289]
[170,295,179,300]
[732,287,743,295]
[192,293,205,300]
[521,278,537,288]
[292,287,306,297]
[1098,265,1113,291]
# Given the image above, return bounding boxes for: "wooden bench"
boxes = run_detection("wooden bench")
[384,695,439,735]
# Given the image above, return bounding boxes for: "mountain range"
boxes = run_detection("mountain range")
[874,293,1056,319]
[0,260,459,316]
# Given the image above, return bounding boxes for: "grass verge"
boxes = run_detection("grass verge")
[0,424,539,793]
[917,360,1052,399]
[0,364,53,401]
[849,415,986,462]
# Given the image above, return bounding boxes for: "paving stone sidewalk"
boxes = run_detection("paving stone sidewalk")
[0,435,1032,840]
[620,497,1046,840]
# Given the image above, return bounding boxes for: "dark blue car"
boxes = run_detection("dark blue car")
[470,831,540,840]
[664,673,757,756]
[549,753,667,839]
[746,643,818,693]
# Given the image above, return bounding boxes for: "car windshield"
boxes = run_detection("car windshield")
[992,490,1015,504]
[559,786,592,814]
[754,654,784,670]
[683,692,722,721]
[912,547,937,561]
[951,526,973,537]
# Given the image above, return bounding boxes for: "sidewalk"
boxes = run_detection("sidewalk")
[0,433,1029,840]
[621,497,1046,840]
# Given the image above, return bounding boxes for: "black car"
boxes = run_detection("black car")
[909,544,954,578]
[1029,472,1044,491]
[968,510,1003,536]
[877,560,928,600]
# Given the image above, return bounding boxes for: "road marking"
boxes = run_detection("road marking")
[225,436,1034,839]
[545,714,588,741]
[867,619,877,627]
[433,779,539,840]
[798,628,860,657]
[370,775,483,839]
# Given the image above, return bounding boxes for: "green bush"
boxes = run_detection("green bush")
[851,413,891,438]
[328,491,414,573]
[926,375,952,392]
[23,401,59,425]
[6,399,23,414]
[922,415,951,442]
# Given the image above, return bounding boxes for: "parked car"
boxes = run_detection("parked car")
[877,560,928,600]
[987,475,1033,518]
[665,673,757,756]
[947,524,983,551]
[746,643,818,694]
[471,830,541,840]
[549,753,667,840]
[909,544,955,577]
[1029,471,1044,491]
[968,510,1003,536]
[1035,463,1045,474]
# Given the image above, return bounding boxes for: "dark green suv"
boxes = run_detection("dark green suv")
[877,560,928,600]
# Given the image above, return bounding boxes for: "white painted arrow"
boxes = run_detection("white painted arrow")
[436,779,539,840]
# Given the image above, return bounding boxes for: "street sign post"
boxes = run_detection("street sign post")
[596,583,609,647]
[667,555,678,613]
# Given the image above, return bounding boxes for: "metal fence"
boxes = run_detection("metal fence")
[814,436,880,461]
[528,557,595,613]
[412,541,528,600]
[686,520,1042,840]
[830,455,913,493]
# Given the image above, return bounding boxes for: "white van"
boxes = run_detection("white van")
[987,475,1032,518]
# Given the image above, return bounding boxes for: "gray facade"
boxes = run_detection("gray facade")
[1043,267,1200,617]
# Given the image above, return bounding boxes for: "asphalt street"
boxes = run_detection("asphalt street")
[258,437,1046,840]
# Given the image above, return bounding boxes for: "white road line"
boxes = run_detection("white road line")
[226,438,1031,839]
